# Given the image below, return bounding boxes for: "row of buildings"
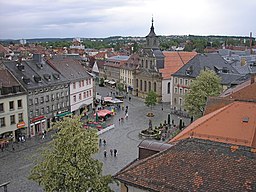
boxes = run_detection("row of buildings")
[0,54,94,141]
[93,19,255,114]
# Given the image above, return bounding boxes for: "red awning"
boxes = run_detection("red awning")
[94,109,113,117]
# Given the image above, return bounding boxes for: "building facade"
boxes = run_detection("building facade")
[133,18,164,102]
[0,68,28,141]
[4,54,70,137]
[48,56,94,115]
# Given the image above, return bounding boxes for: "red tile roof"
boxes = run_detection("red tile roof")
[160,51,197,79]
[114,138,256,192]
[170,101,256,148]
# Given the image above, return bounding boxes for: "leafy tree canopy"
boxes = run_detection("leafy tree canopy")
[145,91,157,110]
[29,115,113,192]
[184,70,222,118]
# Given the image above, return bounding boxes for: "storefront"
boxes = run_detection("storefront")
[15,121,27,141]
[30,115,46,137]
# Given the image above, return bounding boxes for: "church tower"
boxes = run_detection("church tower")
[145,17,159,49]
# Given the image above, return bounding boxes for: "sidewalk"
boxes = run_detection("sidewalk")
[0,131,53,159]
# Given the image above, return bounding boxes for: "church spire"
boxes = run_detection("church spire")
[151,16,154,31]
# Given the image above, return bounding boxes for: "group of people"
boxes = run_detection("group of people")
[104,148,118,157]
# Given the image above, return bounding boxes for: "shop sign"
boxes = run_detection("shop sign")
[17,121,26,129]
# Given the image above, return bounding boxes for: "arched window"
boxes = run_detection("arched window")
[140,80,143,91]
[144,81,147,92]
[154,82,157,92]
[167,82,170,94]
[148,82,151,92]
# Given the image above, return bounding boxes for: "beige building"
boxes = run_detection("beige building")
[120,54,139,93]
[0,68,28,141]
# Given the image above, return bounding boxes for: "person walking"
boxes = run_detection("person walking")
[104,150,107,158]
[114,149,117,157]
[110,149,113,156]
[99,138,102,146]
[103,139,106,146]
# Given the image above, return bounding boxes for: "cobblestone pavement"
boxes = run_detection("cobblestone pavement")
[0,85,190,192]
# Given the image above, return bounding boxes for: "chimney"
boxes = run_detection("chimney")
[251,73,256,84]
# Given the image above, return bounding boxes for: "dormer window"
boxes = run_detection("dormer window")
[21,76,31,84]
[53,73,60,80]
[43,74,51,81]
[16,64,25,71]
[34,75,42,83]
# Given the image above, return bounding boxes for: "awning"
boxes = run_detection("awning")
[56,111,72,117]
[94,109,113,117]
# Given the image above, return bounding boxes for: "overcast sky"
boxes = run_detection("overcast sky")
[0,0,255,39]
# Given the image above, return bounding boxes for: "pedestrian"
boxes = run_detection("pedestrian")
[119,118,121,124]
[12,144,15,151]
[104,150,107,157]
[114,149,117,156]
[42,133,45,140]
[129,96,131,101]
[125,112,128,119]
[110,149,113,156]
[99,138,102,146]
[103,139,106,146]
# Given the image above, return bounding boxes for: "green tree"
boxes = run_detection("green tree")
[29,115,113,192]
[145,91,157,110]
[184,70,222,118]
[117,82,125,94]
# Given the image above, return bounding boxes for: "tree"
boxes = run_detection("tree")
[145,91,157,110]
[29,115,113,192]
[184,70,222,118]
[117,82,125,95]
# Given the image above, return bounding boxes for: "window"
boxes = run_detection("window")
[57,103,60,109]
[174,98,177,104]
[0,117,5,127]
[185,79,188,86]
[73,82,76,89]
[40,97,44,103]
[82,80,84,87]
[52,94,55,101]
[73,95,76,102]
[89,90,92,97]
[35,98,38,104]
[66,91,69,96]
[0,103,4,112]
[179,97,182,105]
[154,82,157,92]
[9,101,14,110]
[29,99,33,105]
[56,92,60,99]
[86,91,89,97]
[83,92,86,98]
[148,82,151,92]
[17,99,22,108]
[144,81,147,92]
[46,95,49,102]
[61,92,64,97]
[179,78,183,85]
[18,113,23,122]
[174,87,178,94]
[35,109,39,116]
[41,108,44,114]
[86,79,88,85]
[167,82,171,94]
[184,89,188,95]
[46,106,50,113]
[174,77,178,84]
[179,88,183,95]
[10,115,15,124]
[29,110,33,117]
[52,105,55,111]
[79,81,82,87]
[79,93,82,100]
